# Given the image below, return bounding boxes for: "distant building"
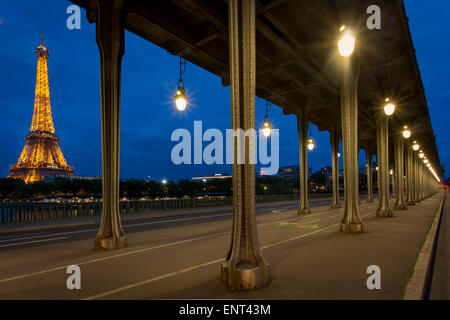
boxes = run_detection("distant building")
[320,166,332,178]
[191,173,231,181]
[72,176,101,181]
[277,165,312,181]
[277,166,298,181]
[43,174,101,182]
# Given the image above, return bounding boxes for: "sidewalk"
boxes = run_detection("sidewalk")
[430,191,449,299]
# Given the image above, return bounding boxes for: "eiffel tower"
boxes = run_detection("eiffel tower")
[8,34,74,183]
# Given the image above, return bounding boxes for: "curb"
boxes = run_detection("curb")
[403,191,446,300]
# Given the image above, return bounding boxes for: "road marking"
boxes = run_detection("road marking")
[0,232,229,284]
[0,237,67,248]
[0,233,64,244]
[0,203,295,241]
[0,232,47,240]
[82,212,373,300]
[0,204,375,285]
[329,212,343,218]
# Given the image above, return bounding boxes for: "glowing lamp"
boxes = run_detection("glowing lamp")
[384,102,396,116]
[338,26,356,57]
[263,120,271,137]
[307,138,315,151]
[174,88,187,111]
[402,126,411,139]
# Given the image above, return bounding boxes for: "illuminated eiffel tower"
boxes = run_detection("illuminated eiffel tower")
[8,34,74,183]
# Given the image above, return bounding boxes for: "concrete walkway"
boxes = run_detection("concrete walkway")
[0,193,442,299]
[430,191,449,299]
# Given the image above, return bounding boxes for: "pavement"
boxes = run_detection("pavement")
[430,191,449,299]
[0,193,444,300]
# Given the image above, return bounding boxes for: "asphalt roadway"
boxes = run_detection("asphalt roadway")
[0,193,444,299]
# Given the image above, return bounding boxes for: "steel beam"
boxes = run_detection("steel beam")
[339,55,363,233]
[330,127,341,209]
[297,109,311,215]
[394,134,407,210]
[376,117,393,217]
[405,142,415,206]
[221,0,270,291]
[366,147,374,203]
[88,0,126,250]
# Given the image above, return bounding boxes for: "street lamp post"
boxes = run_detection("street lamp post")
[394,129,407,210]
[330,126,341,209]
[221,0,269,291]
[376,99,394,217]
[404,128,415,206]
[412,141,421,203]
[338,26,363,232]
[296,109,311,215]
[366,146,375,202]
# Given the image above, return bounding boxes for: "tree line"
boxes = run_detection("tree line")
[0,171,374,201]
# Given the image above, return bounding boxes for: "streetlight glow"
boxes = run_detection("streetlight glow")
[338,27,356,57]
[402,126,411,139]
[174,88,187,111]
[384,101,396,116]
[307,138,315,151]
[263,120,271,137]
[412,141,420,151]
[419,152,424,158]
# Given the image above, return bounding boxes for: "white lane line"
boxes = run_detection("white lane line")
[83,258,225,300]
[0,204,288,241]
[0,237,67,248]
[328,213,343,218]
[83,212,373,300]
[0,232,47,241]
[0,232,229,284]
[0,205,374,285]
[123,213,232,228]
[0,234,63,244]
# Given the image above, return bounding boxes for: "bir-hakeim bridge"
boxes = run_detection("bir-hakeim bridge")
[67,0,444,290]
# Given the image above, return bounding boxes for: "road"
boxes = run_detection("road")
[0,194,442,299]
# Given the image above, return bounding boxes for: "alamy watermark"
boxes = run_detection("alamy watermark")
[170,121,279,175]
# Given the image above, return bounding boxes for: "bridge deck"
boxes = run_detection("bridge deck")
[0,194,443,299]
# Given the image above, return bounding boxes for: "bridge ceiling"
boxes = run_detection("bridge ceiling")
[72,0,443,175]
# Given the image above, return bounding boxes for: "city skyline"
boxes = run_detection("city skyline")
[0,1,448,183]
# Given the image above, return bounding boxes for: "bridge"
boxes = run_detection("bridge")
[1,0,445,298]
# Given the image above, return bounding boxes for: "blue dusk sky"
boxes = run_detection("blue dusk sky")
[0,1,448,182]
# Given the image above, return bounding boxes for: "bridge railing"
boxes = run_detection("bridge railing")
[0,194,300,224]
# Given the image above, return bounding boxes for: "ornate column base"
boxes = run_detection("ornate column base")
[376,208,393,218]
[331,203,342,209]
[221,261,270,290]
[94,235,126,250]
[298,208,311,215]
[341,222,364,233]
[394,202,407,210]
